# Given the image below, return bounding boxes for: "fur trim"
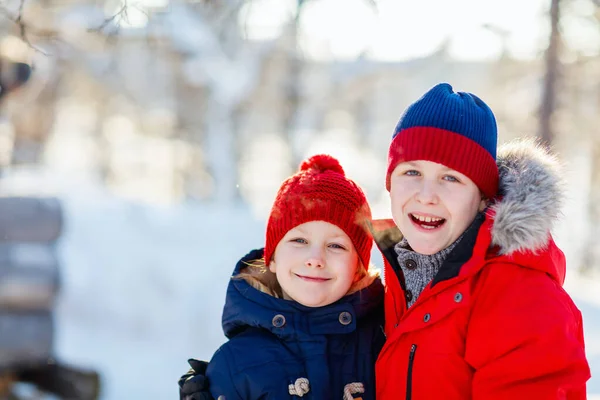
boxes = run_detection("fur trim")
[490,138,564,255]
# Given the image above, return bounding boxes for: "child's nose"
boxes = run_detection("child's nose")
[305,248,324,268]
[415,180,439,204]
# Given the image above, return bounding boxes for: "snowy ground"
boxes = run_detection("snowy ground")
[23,184,595,399]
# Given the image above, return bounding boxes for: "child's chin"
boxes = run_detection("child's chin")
[294,296,333,308]
[410,240,444,255]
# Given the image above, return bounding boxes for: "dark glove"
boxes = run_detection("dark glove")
[178,359,213,400]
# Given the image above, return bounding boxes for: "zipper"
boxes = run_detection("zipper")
[406,344,417,400]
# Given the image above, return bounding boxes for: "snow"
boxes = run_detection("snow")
[2,173,593,398]
[52,190,265,399]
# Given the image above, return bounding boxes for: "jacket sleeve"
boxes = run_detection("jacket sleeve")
[206,345,244,400]
[465,263,590,400]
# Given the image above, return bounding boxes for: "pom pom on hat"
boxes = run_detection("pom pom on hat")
[299,154,345,175]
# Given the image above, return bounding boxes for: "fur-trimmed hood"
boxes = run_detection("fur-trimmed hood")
[490,139,564,255]
[372,139,566,281]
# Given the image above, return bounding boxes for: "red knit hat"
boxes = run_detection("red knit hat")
[264,154,372,270]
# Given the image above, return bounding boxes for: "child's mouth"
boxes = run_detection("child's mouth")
[296,274,330,282]
[409,213,446,230]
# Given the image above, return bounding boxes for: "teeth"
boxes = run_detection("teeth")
[413,214,442,223]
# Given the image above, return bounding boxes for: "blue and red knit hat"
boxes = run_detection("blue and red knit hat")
[385,83,499,199]
[264,154,373,270]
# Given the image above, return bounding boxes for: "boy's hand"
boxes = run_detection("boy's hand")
[178,359,213,400]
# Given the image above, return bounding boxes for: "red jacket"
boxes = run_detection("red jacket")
[373,142,591,400]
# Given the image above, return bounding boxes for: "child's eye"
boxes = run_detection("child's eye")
[443,175,460,183]
[404,170,420,176]
[328,243,347,250]
[291,238,307,244]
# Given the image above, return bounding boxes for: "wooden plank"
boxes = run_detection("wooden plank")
[0,197,62,243]
[0,244,59,310]
[18,363,101,399]
[0,311,53,369]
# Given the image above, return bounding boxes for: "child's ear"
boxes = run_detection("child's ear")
[268,260,276,273]
[353,261,364,283]
[478,197,488,212]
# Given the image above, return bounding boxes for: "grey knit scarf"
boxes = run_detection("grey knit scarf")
[394,237,461,308]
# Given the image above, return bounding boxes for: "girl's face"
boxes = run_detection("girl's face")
[389,160,486,255]
[269,221,359,307]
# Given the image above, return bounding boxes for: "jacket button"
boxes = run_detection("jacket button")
[405,290,413,302]
[454,292,463,303]
[423,313,431,323]
[405,259,417,270]
[272,314,286,328]
[339,311,352,325]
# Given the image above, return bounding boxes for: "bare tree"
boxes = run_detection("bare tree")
[581,140,600,274]
[539,0,562,148]
[283,5,303,168]
[283,0,378,168]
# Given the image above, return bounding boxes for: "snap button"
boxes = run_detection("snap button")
[405,259,417,270]
[405,290,413,302]
[339,311,352,325]
[454,292,463,303]
[423,313,431,323]
[272,314,286,328]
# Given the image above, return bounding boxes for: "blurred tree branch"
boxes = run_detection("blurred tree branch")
[0,1,55,54]
[88,3,128,34]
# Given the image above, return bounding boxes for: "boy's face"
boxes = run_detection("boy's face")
[269,221,359,307]
[389,160,486,255]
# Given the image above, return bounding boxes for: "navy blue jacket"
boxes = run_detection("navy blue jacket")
[206,248,385,400]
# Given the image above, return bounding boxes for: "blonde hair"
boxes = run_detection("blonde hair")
[234,257,379,299]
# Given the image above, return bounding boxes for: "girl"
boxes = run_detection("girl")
[374,83,590,399]
[202,154,384,399]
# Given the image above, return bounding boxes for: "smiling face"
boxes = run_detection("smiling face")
[269,221,359,307]
[389,160,486,255]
